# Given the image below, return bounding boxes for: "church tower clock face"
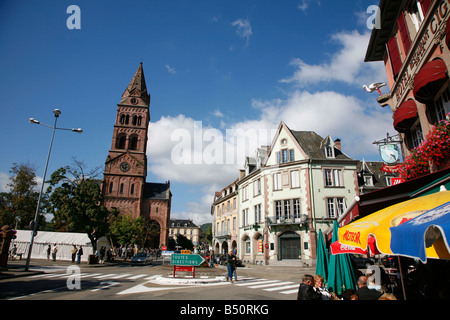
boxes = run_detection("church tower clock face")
[120,161,131,172]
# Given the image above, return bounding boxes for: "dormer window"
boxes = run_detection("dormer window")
[364,175,374,186]
[325,146,334,158]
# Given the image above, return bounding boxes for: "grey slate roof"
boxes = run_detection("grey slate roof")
[290,130,354,160]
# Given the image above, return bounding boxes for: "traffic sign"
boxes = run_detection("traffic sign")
[170,254,205,266]
[181,250,191,254]
[162,245,167,251]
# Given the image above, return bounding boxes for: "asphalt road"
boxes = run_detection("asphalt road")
[0,259,312,301]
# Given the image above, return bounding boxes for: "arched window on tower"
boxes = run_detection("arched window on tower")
[132,116,137,126]
[137,116,142,126]
[129,135,138,150]
[125,115,130,124]
[115,133,127,149]
[130,184,134,195]
[120,183,124,194]
[109,182,113,193]
[120,114,126,124]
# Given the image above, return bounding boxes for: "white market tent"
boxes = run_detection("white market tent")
[13,230,94,262]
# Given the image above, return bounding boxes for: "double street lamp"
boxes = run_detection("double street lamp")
[24,109,82,271]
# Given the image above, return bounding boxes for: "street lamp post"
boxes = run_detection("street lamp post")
[24,109,82,271]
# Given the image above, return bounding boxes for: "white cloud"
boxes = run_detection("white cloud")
[165,64,176,74]
[280,30,386,88]
[298,0,319,13]
[212,109,224,118]
[146,29,392,227]
[231,19,252,46]
[0,172,10,192]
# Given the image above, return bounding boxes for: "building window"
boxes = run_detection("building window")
[387,35,402,78]
[273,173,282,190]
[364,175,373,186]
[293,199,301,218]
[277,149,295,164]
[253,179,261,196]
[242,185,249,201]
[109,182,113,193]
[284,201,291,219]
[324,169,343,187]
[129,135,138,150]
[274,199,301,222]
[275,201,282,221]
[410,122,424,149]
[116,134,127,149]
[434,84,450,123]
[291,170,300,188]
[245,237,251,254]
[254,204,262,223]
[325,146,334,158]
[243,209,249,226]
[130,184,134,194]
[120,183,124,194]
[327,198,346,218]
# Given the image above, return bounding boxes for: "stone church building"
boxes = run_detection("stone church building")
[101,63,171,247]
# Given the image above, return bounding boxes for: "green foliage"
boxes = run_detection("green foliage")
[109,215,145,245]
[46,163,116,250]
[0,163,40,229]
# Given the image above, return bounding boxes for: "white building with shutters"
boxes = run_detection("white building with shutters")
[235,122,359,266]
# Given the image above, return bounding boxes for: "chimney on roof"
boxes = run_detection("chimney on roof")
[334,139,341,151]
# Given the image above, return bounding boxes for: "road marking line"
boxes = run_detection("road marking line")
[127,274,147,280]
[250,281,294,289]
[110,274,132,279]
[280,288,298,295]
[91,281,119,292]
[264,283,298,291]
[234,279,274,286]
[93,273,117,279]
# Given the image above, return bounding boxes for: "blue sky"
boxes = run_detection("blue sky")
[0,0,394,225]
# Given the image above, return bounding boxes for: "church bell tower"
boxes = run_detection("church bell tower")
[102,63,150,218]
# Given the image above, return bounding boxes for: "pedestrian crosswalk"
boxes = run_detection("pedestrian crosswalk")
[232,276,299,295]
[25,272,299,295]
[27,271,160,282]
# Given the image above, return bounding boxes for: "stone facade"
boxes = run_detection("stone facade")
[101,63,171,247]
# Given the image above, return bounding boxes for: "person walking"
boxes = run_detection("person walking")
[226,250,236,283]
[209,250,215,268]
[46,244,51,260]
[71,245,77,263]
[52,244,58,261]
[77,246,83,264]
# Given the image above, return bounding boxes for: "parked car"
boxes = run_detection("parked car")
[131,252,153,265]
[350,254,375,269]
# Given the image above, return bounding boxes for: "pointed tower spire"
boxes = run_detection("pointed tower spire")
[121,62,150,105]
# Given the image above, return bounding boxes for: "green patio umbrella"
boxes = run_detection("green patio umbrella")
[315,229,328,281]
[326,220,357,296]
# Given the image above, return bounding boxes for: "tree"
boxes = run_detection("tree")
[0,163,40,229]
[45,159,116,250]
[109,214,145,246]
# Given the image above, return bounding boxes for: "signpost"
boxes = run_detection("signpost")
[170,253,206,278]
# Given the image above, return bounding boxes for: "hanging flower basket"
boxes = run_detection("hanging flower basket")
[399,113,450,180]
